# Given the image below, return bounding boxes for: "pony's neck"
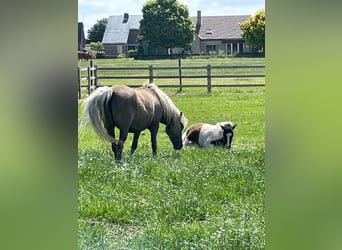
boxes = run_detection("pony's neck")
[150,86,172,125]
[147,83,179,126]
[160,106,169,125]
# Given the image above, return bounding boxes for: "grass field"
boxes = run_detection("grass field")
[78,57,265,249]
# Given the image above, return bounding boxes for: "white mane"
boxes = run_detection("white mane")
[145,83,187,128]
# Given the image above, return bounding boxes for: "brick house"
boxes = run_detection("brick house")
[102,13,142,57]
[192,11,252,55]
[101,11,253,57]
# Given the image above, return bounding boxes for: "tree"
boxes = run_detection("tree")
[87,18,108,43]
[139,0,194,52]
[90,41,105,55]
[240,9,265,51]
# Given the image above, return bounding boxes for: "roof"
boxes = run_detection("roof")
[102,14,142,44]
[127,29,140,45]
[102,13,250,44]
[194,15,250,40]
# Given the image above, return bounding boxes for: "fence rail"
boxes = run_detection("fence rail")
[78,59,265,99]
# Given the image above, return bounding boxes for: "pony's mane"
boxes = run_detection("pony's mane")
[144,83,185,127]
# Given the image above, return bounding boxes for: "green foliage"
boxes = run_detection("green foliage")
[87,18,108,43]
[240,9,265,51]
[137,45,144,56]
[116,54,126,59]
[90,41,104,52]
[127,49,137,58]
[140,0,194,51]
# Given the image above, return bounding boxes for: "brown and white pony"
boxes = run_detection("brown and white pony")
[182,122,237,149]
[80,83,187,161]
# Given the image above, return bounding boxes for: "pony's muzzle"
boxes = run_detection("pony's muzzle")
[174,144,183,150]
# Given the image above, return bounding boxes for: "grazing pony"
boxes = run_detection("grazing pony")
[182,121,237,149]
[80,83,187,161]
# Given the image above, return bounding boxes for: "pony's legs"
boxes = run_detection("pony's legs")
[112,143,119,160]
[149,125,160,157]
[117,129,129,160]
[203,139,216,148]
[105,124,119,160]
[182,135,191,147]
[130,132,141,155]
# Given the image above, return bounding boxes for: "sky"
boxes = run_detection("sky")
[78,0,265,37]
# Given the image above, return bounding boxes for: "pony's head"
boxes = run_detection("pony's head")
[219,122,237,149]
[166,111,187,150]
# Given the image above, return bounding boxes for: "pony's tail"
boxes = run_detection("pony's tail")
[80,86,117,143]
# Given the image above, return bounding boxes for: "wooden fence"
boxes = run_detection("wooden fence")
[78,59,265,99]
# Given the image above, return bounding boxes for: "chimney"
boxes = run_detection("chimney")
[196,10,201,34]
[123,13,129,23]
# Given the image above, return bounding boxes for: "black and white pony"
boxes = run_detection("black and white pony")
[182,121,237,149]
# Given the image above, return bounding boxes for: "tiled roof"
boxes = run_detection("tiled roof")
[127,29,140,45]
[102,15,142,44]
[194,15,250,40]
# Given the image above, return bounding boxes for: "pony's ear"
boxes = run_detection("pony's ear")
[220,124,225,130]
[180,111,188,128]
[233,124,237,130]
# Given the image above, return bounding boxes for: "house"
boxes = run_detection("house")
[102,11,252,57]
[102,13,142,57]
[192,11,251,55]
[78,22,86,51]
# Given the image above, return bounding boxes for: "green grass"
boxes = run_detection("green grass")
[78,56,265,69]
[78,57,265,249]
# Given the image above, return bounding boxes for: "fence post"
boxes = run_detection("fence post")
[149,65,153,83]
[87,66,91,95]
[207,64,212,93]
[94,65,98,88]
[77,66,81,99]
[178,58,182,92]
[89,60,93,87]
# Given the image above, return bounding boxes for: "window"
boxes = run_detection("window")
[206,44,217,55]
[117,45,123,54]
